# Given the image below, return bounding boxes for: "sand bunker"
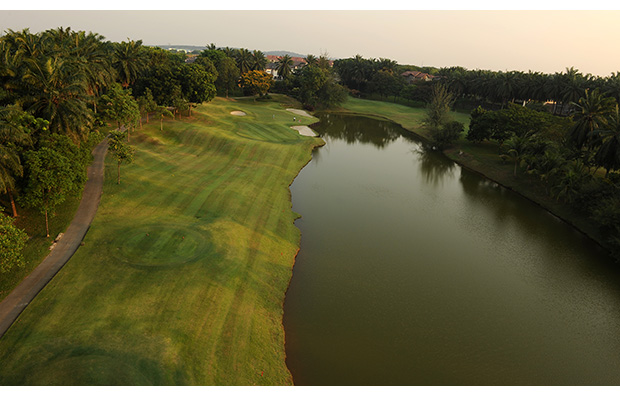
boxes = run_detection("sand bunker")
[291,125,317,137]
[230,111,247,116]
[286,108,313,118]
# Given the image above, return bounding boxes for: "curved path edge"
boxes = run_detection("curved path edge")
[0,138,108,339]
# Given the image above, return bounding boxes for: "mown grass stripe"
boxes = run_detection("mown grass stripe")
[0,96,322,385]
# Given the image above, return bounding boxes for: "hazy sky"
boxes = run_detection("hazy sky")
[1,9,620,77]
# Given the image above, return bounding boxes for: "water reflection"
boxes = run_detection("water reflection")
[412,146,457,187]
[314,113,401,148]
[286,112,620,385]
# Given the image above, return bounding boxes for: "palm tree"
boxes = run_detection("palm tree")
[275,54,293,80]
[11,28,43,59]
[0,142,23,218]
[603,72,620,105]
[350,54,368,90]
[501,134,531,176]
[492,71,520,107]
[20,54,93,143]
[552,160,591,203]
[221,47,235,58]
[304,54,318,67]
[443,67,467,98]
[251,50,267,71]
[113,39,146,88]
[548,72,566,114]
[592,105,620,176]
[0,106,33,217]
[528,149,565,192]
[236,48,253,75]
[560,67,586,112]
[377,58,397,74]
[568,88,615,149]
[317,52,331,69]
[72,31,115,113]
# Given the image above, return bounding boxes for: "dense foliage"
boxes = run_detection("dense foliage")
[238,70,273,97]
[464,100,620,259]
[0,27,219,274]
[108,129,135,185]
[0,208,28,273]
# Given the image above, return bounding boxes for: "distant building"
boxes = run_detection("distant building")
[265,62,279,78]
[401,70,436,83]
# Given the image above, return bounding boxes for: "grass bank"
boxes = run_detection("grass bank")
[0,95,323,385]
[335,96,609,255]
[329,96,470,141]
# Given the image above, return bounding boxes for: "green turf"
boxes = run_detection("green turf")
[0,95,322,385]
[332,96,470,141]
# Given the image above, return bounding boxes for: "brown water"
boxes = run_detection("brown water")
[283,113,620,385]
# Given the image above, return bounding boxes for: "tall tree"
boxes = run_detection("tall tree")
[137,88,158,127]
[426,84,454,129]
[108,129,135,185]
[100,83,140,140]
[0,105,45,217]
[350,54,369,90]
[20,53,93,144]
[235,48,253,75]
[501,134,532,176]
[304,54,317,67]
[20,146,77,237]
[238,70,273,97]
[71,31,116,114]
[568,88,615,149]
[112,39,146,88]
[561,67,586,109]
[275,55,293,80]
[592,105,620,176]
[317,52,331,69]
[251,50,267,71]
[177,63,217,116]
[216,57,239,98]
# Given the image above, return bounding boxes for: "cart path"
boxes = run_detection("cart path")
[0,138,108,339]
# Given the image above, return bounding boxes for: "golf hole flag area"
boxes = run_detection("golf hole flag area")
[0,96,322,385]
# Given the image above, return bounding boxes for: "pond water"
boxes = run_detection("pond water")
[283,113,620,385]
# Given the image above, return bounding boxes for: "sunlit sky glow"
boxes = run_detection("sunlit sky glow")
[2,5,620,77]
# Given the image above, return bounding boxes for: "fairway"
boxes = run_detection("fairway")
[0,96,322,385]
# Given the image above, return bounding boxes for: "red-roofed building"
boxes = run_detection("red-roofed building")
[401,70,435,83]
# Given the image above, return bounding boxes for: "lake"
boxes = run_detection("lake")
[283,113,620,385]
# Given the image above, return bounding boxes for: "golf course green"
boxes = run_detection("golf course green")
[0,95,323,385]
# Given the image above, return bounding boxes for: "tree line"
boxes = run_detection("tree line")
[331,54,620,261]
[419,72,620,261]
[0,27,222,273]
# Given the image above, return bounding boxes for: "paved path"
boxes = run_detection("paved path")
[0,138,108,339]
